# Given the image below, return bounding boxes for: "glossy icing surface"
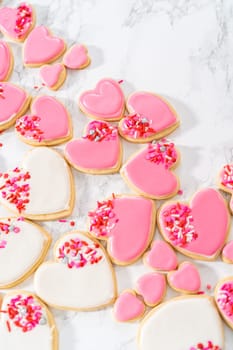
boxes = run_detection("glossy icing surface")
[114,291,145,322]
[0,40,11,81]
[145,240,178,271]
[136,273,166,305]
[168,262,201,292]
[222,241,233,262]
[63,44,89,69]
[40,64,64,87]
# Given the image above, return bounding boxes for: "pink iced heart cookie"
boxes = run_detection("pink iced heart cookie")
[144,240,178,272]
[65,120,122,174]
[218,163,233,214]
[167,262,201,293]
[79,78,125,121]
[15,95,72,146]
[0,40,13,81]
[215,277,233,330]
[63,44,90,69]
[0,3,34,42]
[222,241,233,263]
[118,91,179,143]
[23,26,66,67]
[136,273,166,307]
[158,188,230,260]
[40,63,66,90]
[121,139,180,199]
[113,290,145,322]
[0,82,31,131]
[88,195,156,265]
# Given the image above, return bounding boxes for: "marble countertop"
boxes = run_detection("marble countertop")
[1,0,233,349]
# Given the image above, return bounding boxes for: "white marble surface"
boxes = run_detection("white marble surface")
[1,0,233,349]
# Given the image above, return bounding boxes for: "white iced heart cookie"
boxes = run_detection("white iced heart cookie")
[0,147,74,220]
[0,291,57,350]
[138,296,224,350]
[0,217,51,288]
[34,231,117,311]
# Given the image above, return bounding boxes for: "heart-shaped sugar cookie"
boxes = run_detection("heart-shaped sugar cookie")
[63,44,90,69]
[15,95,72,146]
[0,217,50,288]
[215,277,233,330]
[113,290,145,322]
[143,240,178,272]
[34,231,117,311]
[158,188,230,260]
[121,139,180,199]
[79,78,125,121]
[0,3,34,42]
[0,147,74,220]
[65,120,122,174]
[0,82,31,131]
[0,41,13,81]
[0,291,57,350]
[218,163,233,214]
[88,195,156,265]
[23,26,66,67]
[167,262,201,293]
[136,273,166,307]
[222,241,233,263]
[40,63,66,90]
[118,91,179,143]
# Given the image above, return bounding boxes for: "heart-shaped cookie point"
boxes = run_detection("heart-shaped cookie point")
[0,217,51,288]
[118,91,179,143]
[218,163,233,214]
[88,194,156,265]
[138,296,224,350]
[144,240,178,272]
[79,78,125,121]
[40,63,66,90]
[0,147,74,220]
[15,96,72,146]
[0,82,31,131]
[0,3,34,42]
[158,188,229,260]
[63,44,90,69]
[65,120,122,174]
[34,231,117,311]
[121,139,180,199]
[136,273,166,306]
[222,241,233,263]
[0,291,57,350]
[215,277,233,330]
[113,290,145,322]
[167,262,201,293]
[23,26,66,67]
[0,40,13,81]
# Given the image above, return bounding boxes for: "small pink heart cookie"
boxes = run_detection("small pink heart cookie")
[63,44,90,69]
[144,240,178,272]
[23,26,66,67]
[167,262,201,293]
[118,91,179,143]
[121,139,180,199]
[158,188,230,260]
[222,241,233,263]
[79,78,125,121]
[113,290,145,322]
[15,95,72,146]
[40,63,66,90]
[0,40,13,81]
[0,82,31,131]
[88,195,156,265]
[136,272,166,306]
[65,120,122,174]
[0,3,34,42]
[218,163,233,214]
[215,277,233,330]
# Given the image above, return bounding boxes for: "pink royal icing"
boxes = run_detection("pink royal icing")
[63,44,89,69]
[40,63,64,88]
[79,78,125,120]
[159,189,229,259]
[222,241,233,262]
[168,262,201,292]
[145,240,178,271]
[24,26,65,65]
[216,281,233,323]
[0,41,11,81]
[114,291,145,322]
[136,273,166,305]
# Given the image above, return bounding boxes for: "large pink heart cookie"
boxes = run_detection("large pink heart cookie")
[15,95,72,146]
[118,91,179,143]
[215,277,233,330]
[40,63,66,90]
[121,139,180,199]
[63,44,90,69]
[79,78,125,121]
[88,195,156,265]
[167,262,201,293]
[218,163,233,214]
[143,240,178,272]
[0,3,34,42]
[34,231,117,311]
[158,188,230,260]
[136,273,166,307]
[0,82,31,131]
[0,40,13,81]
[23,26,66,67]
[65,120,122,174]
[113,290,145,322]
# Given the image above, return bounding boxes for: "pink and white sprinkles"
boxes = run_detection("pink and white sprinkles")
[84,121,117,142]
[88,197,118,237]
[0,168,30,213]
[16,115,44,142]
[217,282,233,319]
[14,3,33,38]
[145,139,177,168]
[0,218,21,249]
[161,203,198,247]
[220,164,233,190]
[57,237,103,269]
[190,341,221,350]
[121,113,156,138]
[4,295,46,332]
